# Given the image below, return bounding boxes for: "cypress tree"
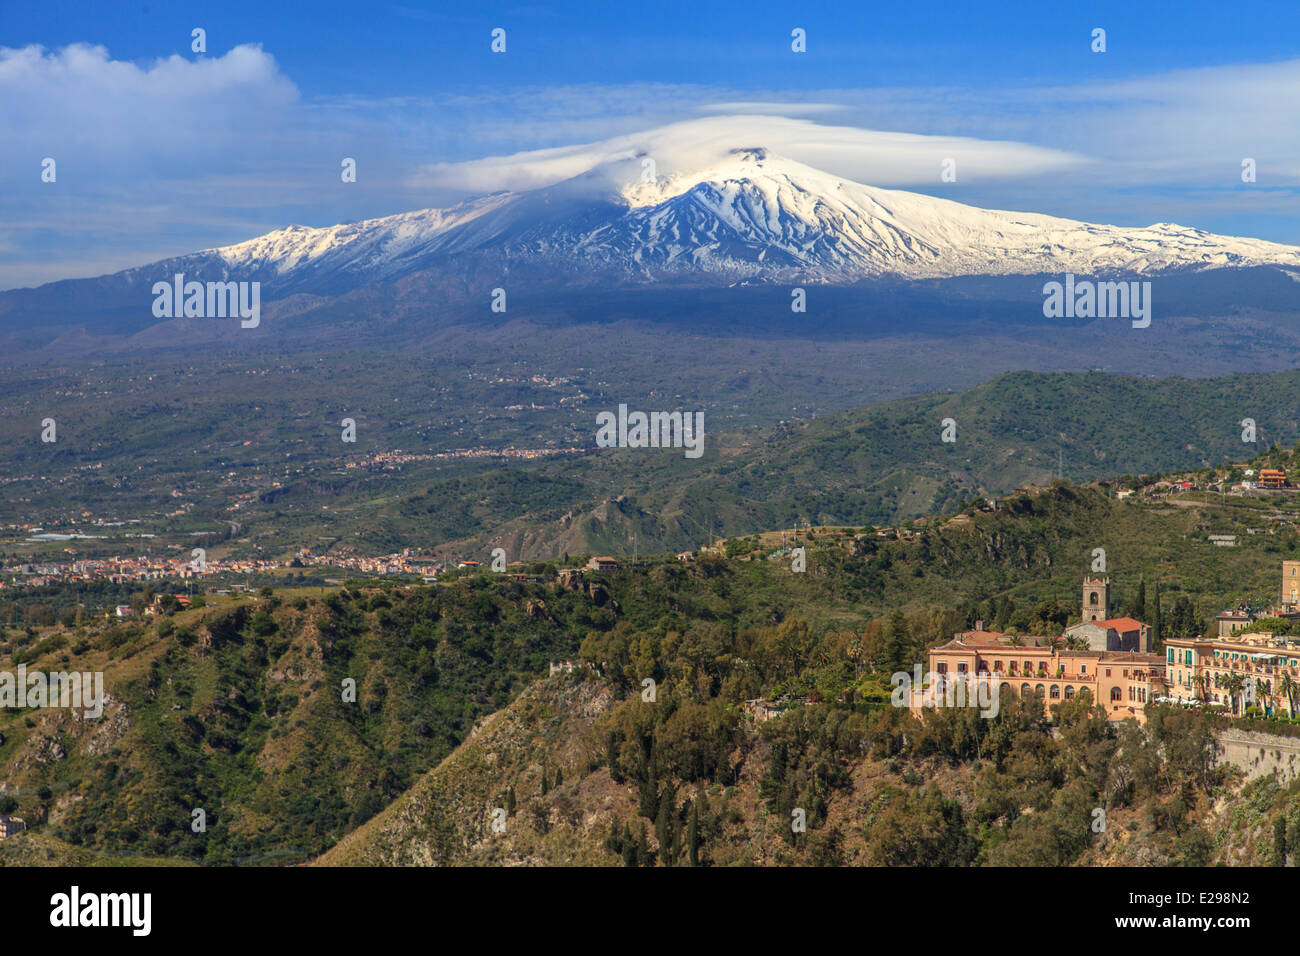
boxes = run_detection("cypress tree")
[636,821,652,867]
[655,786,677,864]
[687,801,700,867]
[994,596,1015,632]
[638,771,658,819]
[882,610,911,673]
[1151,585,1162,650]
[655,790,671,858]
[621,822,636,866]
[606,733,622,782]
[604,821,620,856]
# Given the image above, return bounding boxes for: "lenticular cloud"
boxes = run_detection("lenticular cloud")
[408,115,1084,195]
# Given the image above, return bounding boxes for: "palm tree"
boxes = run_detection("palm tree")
[1195,671,1211,703]
[1213,672,1229,711]
[1262,678,1278,717]
[1281,672,1298,719]
[1226,673,1247,716]
[848,634,864,678]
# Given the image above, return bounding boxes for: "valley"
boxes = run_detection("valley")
[5,364,1300,574]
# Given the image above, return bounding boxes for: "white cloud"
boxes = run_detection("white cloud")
[408,115,1085,194]
[6,42,1300,291]
[0,43,400,290]
[0,43,299,171]
[1026,59,1300,185]
[696,101,847,115]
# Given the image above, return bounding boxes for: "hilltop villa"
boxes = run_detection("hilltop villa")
[914,577,1166,723]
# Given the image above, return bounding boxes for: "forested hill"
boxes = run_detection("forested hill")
[5,362,1300,563]
[4,476,1300,866]
[417,368,1300,558]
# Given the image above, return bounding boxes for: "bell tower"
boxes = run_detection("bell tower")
[1082,576,1110,623]
[1284,561,1300,610]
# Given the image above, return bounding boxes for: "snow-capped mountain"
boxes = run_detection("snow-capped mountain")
[190,147,1300,289]
[602,148,1300,279]
[7,147,1300,336]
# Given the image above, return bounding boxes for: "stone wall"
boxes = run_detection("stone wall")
[1214,728,1300,784]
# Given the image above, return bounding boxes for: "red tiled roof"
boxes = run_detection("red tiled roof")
[1097,617,1147,632]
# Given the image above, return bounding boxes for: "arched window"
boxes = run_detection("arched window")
[1090,592,1099,605]
[1035,684,1045,696]
[1050,685,1061,699]
[1064,686,1075,699]
[1000,682,1011,696]
[1110,686,1123,702]
[1020,683,1031,697]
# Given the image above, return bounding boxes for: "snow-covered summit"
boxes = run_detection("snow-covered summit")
[120,148,1300,290]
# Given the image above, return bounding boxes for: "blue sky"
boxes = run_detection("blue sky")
[3,0,1300,288]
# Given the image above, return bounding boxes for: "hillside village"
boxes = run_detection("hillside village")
[916,562,1300,726]
[0,547,439,589]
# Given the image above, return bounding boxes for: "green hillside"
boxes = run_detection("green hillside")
[7,366,1300,563]
[387,369,1300,558]
[5,476,1300,864]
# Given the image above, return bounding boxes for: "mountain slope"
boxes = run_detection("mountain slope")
[317,674,624,866]
[131,149,1300,285]
[587,149,1300,280]
[387,368,1300,559]
[7,149,1300,339]
[0,583,614,864]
